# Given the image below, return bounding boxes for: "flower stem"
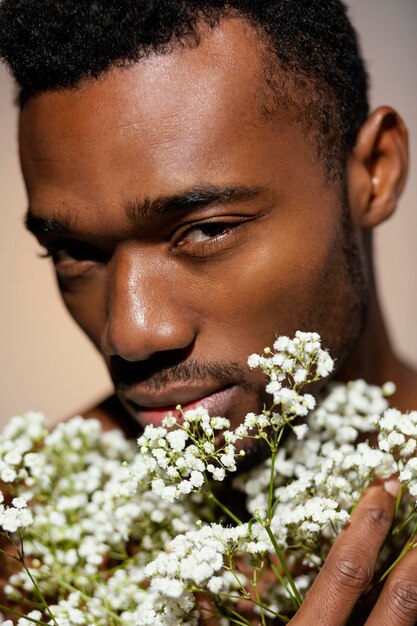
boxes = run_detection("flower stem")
[17,537,59,626]
[0,603,52,626]
[394,483,404,517]
[200,588,288,622]
[225,614,252,626]
[378,540,417,584]
[269,561,293,600]
[268,449,277,522]
[205,480,242,525]
[264,524,302,608]
[58,579,130,625]
[253,568,267,626]
[0,546,20,561]
[392,505,417,535]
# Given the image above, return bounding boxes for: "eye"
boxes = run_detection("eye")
[177,222,236,246]
[40,241,107,277]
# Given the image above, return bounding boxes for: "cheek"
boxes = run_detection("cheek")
[56,210,352,371]
[190,217,346,352]
[58,273,107,349]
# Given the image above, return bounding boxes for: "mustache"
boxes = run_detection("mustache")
[110,355,253,394]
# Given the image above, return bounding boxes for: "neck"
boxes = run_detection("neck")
[337,288,417,411]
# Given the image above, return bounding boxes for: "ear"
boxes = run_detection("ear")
[346,106,408,229]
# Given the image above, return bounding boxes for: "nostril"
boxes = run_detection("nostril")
[101,312,196,361]
[108,344,195,388]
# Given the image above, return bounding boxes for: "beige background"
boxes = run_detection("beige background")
[0,0,416,425]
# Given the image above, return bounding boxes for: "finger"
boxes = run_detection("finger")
[366,543,417,626]
[290,479,399,626]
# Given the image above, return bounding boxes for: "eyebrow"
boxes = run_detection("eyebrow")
[25,213,77,236]
[125,184,265,222]
[25,184,265,236]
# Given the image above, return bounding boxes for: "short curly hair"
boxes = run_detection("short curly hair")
[0,0,369,180]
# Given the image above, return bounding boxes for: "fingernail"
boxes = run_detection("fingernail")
[384,478,401,498]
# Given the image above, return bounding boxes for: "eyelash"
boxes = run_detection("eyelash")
[40,244,106,263]
[173,220,243,252]
[39,219,248,272]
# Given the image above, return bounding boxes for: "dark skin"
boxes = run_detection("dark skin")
[16,16,417,626]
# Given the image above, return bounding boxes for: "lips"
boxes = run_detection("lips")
[123,385,239,428]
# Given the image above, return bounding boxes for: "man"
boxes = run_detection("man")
[0,0,416,623]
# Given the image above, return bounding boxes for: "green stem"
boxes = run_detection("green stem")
[225,615,252,626]
[378,541,417,584]
[0,603,52,626]
[267,426,288,521]
[17,538,59,626]
[199,588,288,621]
[264,525,302,608]
[58,579,130,625]
[221,592,291,624]
[394,483,404,517]
[223,608,252,626]
[253,568,267,626]
[20,565,58,626]
[411,518,417,540]
[0,546,20,562]
[270,561,293,600]
[392,506,417,535]
[198,590,252,626]
[268,449,277,522]
[226,559,250,599]
[205,480,242,526]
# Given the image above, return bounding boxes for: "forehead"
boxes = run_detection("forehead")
[20,18,269,151]
[19,17,324,224]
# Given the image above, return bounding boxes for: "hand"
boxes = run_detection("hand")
[290,479,417,625]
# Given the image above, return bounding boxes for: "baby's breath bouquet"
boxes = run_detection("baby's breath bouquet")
[1,332,417,625]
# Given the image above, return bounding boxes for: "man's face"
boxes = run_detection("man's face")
[19,19,367,442]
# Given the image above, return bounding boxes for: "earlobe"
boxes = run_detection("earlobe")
[347,106,408,229]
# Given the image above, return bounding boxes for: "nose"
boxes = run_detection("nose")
[101,245,196,362]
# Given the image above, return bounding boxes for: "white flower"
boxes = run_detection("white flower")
[207,576,223,593]
[151,577,185,598]
[316,353,334,378]
[2,332,414,626]
[210,467,226,481]
[220,454,236,471]
[382,381,396,396]
[294,368,308,384]
[11,497,27,509]
[293,424,308,440]
[166,430,188,452]
[0,500,33,533]
[189,471,204,488]
[202,442,214,454]
[0,467,17,483]
[162,415,177,428]
[177,480,193,495]
[265,380,282,396]
[234,425,248,438]
[273,336,290,352]
[247,353,262,368]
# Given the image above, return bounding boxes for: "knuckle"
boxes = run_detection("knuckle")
[328,549,373,593]
[362,503,392,535]
[386,575,417,620]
